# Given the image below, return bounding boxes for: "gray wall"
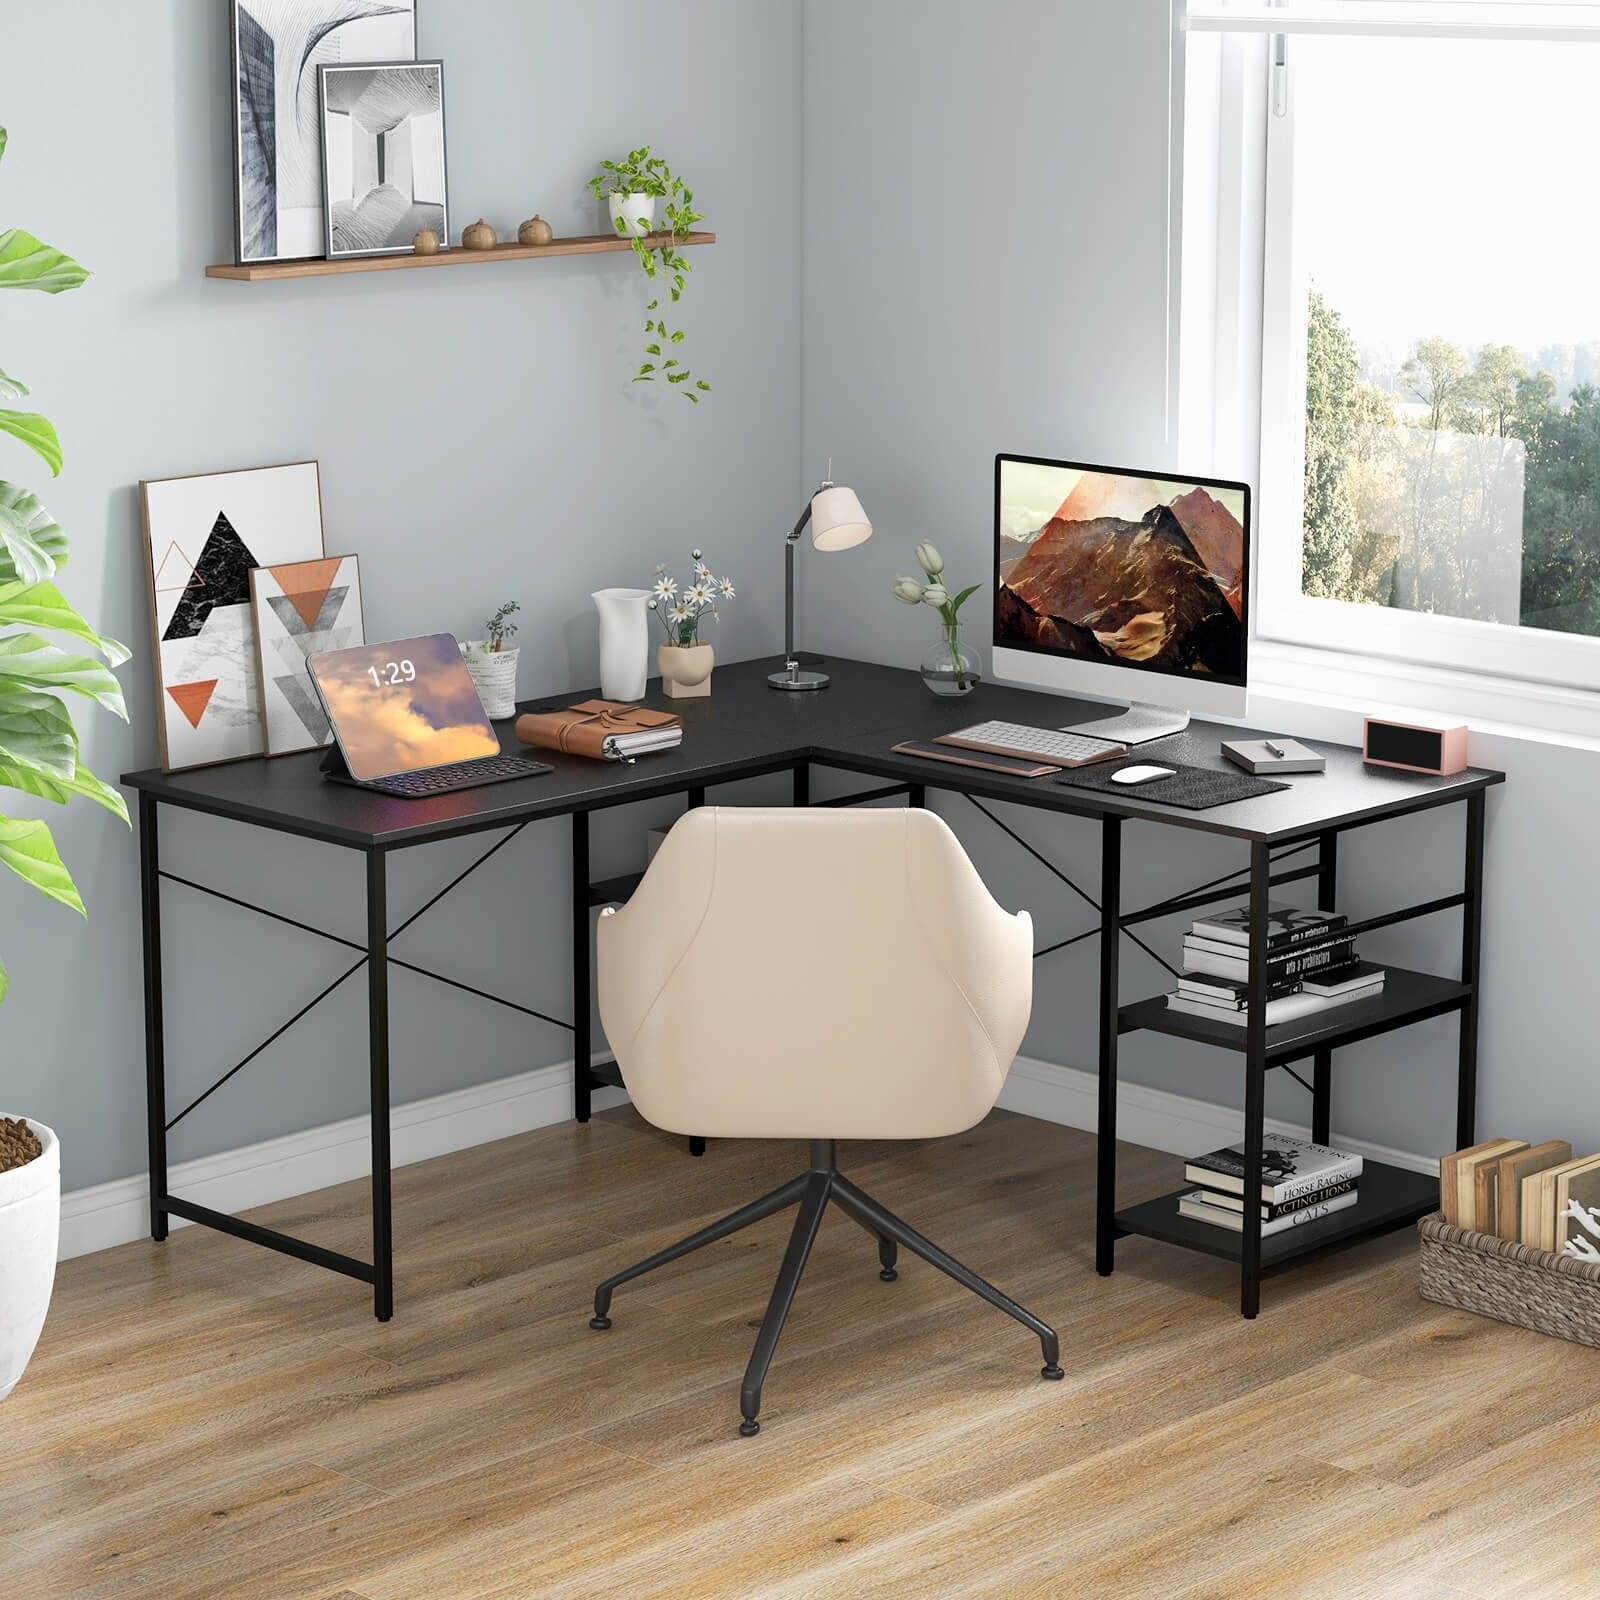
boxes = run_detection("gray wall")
[802,0,1600,1160]
[2,0,802,1188]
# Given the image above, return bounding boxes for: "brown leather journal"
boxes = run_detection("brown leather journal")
[514,699,682,762]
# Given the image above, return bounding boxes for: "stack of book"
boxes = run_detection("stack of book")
[1165,902,1386,1029]
[1177,1134,1364,1236]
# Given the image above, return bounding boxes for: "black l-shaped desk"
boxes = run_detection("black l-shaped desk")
[122,656,1503,1322]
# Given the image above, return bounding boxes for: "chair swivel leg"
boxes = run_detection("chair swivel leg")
[832,1174,1064,1379]
[739,1171,832,1437]
[828,1182,898,1281]
[591,1174,808,1329]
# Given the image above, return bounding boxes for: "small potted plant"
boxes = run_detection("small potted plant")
[461,600,521,718]
[648,551,734,698]
[892,543,983,696]
[587,147,710,403]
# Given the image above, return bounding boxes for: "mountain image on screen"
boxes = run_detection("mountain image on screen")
[997,483,1244,678]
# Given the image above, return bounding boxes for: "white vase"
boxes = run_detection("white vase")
[592,588,650,702]
[461,643,521,719]
[0,1117,59,1403]
[609,193,658,238]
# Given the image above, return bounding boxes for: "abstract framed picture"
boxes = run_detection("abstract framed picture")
[249,554,365,756]
[318,60,448,258]
[231,0,418,264]
[140,462,326,772]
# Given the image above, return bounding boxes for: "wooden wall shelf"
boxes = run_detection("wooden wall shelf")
[205,230,716,282]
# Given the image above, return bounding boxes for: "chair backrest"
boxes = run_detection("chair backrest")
[597,807,1032,1140]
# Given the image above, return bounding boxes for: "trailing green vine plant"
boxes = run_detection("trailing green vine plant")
[0,125,129,1004]
[586,147,710,402]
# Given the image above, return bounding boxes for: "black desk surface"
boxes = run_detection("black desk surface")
[121,655,1504,849]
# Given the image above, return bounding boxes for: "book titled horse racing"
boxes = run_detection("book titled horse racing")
[1196,1176,1359,1221]
[1189,903,1349,951]
[1183,1134,1363,1204]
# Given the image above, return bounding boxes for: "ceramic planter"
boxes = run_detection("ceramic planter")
[592,588,650,702]
[0,1117,59,1402]
[462,643,520,719]
[609,193,659,238]
[659,641,714,698]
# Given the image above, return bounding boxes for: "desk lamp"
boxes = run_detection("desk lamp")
[770,465,872,691]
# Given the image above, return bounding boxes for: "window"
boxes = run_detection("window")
[1183,1,1600,700]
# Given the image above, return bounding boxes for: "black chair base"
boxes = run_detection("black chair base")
[589,1139,1063,1435]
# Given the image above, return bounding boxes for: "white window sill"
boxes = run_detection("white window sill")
[1247,638,1600,755]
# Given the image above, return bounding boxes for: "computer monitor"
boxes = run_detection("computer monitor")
[992,454,1251,742]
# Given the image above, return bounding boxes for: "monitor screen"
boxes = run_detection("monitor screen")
[309,633,502,780]
[994,455,1250,693]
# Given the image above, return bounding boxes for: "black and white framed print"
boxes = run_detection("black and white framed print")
[318,61,448,259]
[231,0,418,265]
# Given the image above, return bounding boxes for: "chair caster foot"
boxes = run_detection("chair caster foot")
[1041,1364,1064,1380]
[589,1314,612,1330]
[739,1418,761,1437]
[879,1267,898,1282]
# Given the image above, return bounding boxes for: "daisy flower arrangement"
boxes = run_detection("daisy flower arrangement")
[648,550,736,646]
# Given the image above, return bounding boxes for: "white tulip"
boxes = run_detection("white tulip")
[916,541,944,577]
[922,584,949,608]
[892,575,925,606]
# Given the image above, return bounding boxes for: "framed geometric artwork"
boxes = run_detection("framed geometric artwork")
[230,0,418,265]
[249,554,365,755]
[319,60,448,259]
[139,462,326,772]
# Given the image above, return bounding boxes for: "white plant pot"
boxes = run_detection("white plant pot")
[609,192,658,238]
[592,588,650,702]
[0,1117,59,1403]
[659,640,714,698]
[461,643,520,719]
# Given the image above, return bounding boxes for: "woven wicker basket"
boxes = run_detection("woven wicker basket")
[1418,1210,1600,1348]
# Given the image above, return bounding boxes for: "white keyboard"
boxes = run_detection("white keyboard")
[942,721,1127,766]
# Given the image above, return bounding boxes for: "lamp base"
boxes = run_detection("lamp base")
[769,661,830,691]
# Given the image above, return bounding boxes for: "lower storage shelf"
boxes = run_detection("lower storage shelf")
[587,1058,624,1090]
[1115,1159,1439,1270]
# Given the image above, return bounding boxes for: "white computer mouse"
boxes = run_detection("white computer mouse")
[1110,764,1178,786]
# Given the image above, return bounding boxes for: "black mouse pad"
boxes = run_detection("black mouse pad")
[1053,759,1290,811]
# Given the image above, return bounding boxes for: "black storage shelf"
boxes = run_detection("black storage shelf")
[587,1057,624,1090]
[1115,1160,1438,1270]
[1119,967,1470,1062]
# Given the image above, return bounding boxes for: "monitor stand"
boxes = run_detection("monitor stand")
[1064,704,1190,746]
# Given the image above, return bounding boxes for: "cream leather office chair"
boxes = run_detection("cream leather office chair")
[591,806,1062,1436]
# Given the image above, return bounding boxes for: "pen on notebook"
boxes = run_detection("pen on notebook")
[1264,741,1286,758]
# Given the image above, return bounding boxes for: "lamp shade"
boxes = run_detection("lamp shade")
[810,485,872,552]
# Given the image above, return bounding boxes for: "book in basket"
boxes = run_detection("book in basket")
[1184,1134,1363,1204]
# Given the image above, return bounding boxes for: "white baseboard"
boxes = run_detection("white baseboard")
[58,1052,1430,1263]
[58,1060,627,1261]
[996,1053,1435,1176]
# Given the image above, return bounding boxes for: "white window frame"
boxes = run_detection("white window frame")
[1180,0,1600,739]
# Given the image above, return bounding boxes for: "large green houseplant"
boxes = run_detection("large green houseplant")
[0,132,129,1006]
[0,123,127,1404]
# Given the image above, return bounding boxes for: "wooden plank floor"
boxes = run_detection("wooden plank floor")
[7,1107,1600,1599]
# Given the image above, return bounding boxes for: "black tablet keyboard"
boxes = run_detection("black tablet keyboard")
[365,754,553,798]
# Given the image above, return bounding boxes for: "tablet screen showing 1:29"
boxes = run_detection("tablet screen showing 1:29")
[367,657,416,689]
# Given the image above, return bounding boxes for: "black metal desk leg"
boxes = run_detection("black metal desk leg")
[367,849,394,1322]
[572,811,592,1124]
[1312,829,1338,1146]
[1241,841,1271,1319]
[1458,791,1486,1149]
[792,765,809,807]
[1095,816,1123,1277]
[138,792,169,1242]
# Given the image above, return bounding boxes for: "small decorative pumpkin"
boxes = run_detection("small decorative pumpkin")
[412,227,440,255]
[518,214,554,247]
[461,218,498,250]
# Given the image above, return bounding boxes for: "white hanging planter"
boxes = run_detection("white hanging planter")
[461,643,520,719]
[608,193,658,238]
[0,1117,59,1403]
